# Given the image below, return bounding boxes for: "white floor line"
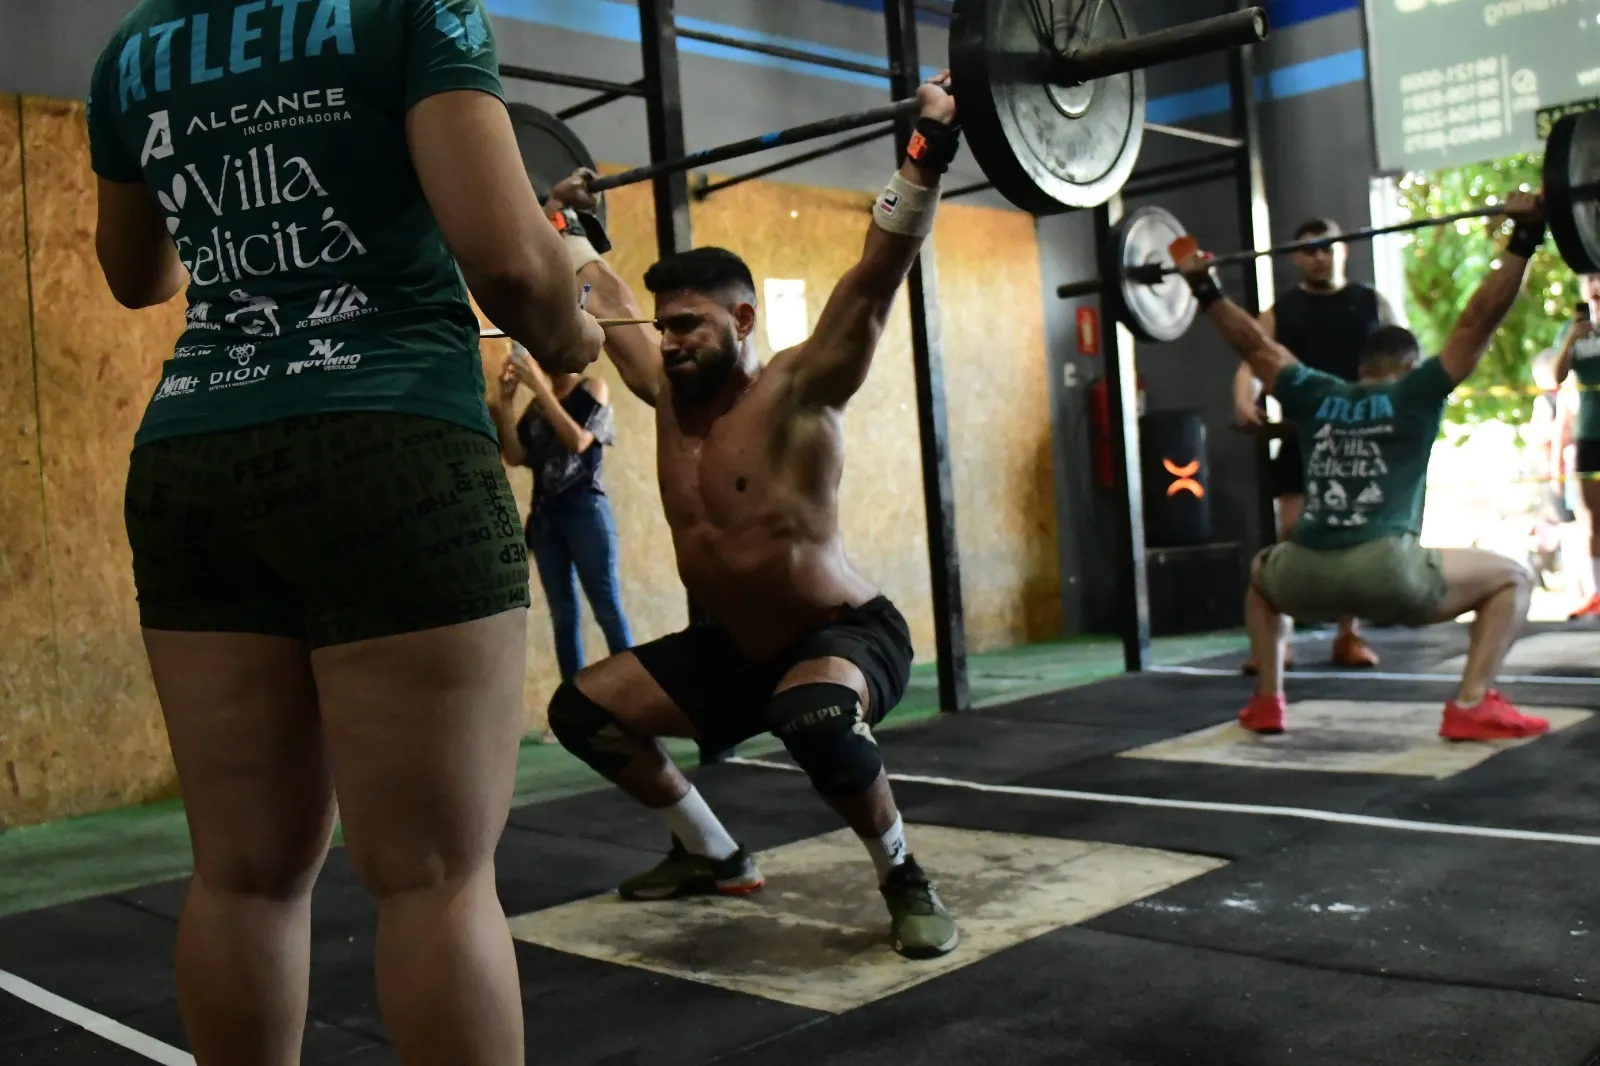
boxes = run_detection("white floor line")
[726,757,1600,848]
[0,969,194,1065]
[1150,664,1600,687]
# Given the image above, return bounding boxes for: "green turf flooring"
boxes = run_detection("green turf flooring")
[0,631,1246,918]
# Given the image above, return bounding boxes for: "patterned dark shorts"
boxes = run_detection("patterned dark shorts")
[124,413,530,648]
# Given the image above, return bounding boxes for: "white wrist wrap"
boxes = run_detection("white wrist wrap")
[873,172,939,238]
[562,232,603,274]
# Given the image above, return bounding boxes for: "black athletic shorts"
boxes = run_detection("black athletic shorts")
[124,412,531,648]
[1576,439,1600,475]
[1266,432,1305,498]
[630,596,915,753]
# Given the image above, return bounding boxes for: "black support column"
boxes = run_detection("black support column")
[1228,0,1276,550]
[1095,196,1151,672]
[638,0,692,258]
[884,0,970,713]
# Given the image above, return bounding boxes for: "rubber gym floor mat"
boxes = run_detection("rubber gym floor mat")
[1380,719,1600,834]
[886,770,1350,861]
[732,713,1179,785]
[1182,621,1599,678]
[0,898,178,1036]
[507,758,851,857]
[1085,822,1600,1003]
[706,925,1600,1066]
[977,672,1262,732]
[0,998,178,1065]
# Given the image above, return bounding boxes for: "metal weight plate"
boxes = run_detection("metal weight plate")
[1105,205,1196,343]
[949,0,1145,213]
[1545,111,1600,276]
[507,103,605,227]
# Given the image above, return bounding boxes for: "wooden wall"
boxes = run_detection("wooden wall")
[0,95,1059,829]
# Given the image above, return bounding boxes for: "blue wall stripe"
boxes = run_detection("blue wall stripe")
[1260,47,1364,100]
[814,0,952,23]
[485,0,942,89]
[1146,83,1233,125]
[1264,0,1361,29]
[819,0,1361,31]
[486,1,1366,124]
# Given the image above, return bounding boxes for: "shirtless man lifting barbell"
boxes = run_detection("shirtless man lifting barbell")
[1174,190,1551,742]
[532,75,963,960]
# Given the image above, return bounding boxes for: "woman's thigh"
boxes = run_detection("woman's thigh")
[143,630,334,896]
[311,608,529,898]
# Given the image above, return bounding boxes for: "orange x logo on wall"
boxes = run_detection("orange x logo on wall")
[1163,458,1203,498]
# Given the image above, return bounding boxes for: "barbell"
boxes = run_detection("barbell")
[1056,111,1600,343]
[512,0,1269,217]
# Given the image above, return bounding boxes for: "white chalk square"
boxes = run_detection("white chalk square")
[1120,699,1591,777]
[507,824,1225,1013]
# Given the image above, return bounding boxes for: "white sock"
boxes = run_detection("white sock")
[657,788,738,861]
[861,815,908,883]
[1591,556,1600,594]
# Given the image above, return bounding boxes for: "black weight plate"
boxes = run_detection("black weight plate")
[950,0,1144,214]
[1105,205,1196,343]
[1545,111,1600,276]
[507,103,605,227]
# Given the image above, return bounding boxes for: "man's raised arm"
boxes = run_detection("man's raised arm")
[1175,246,1299,393]
[1436,190,1546,385]
[785,75,961,409]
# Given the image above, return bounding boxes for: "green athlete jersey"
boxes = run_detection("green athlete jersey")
[1557,321,1600,439]
[1272,358,1456,550]
[87,0,501,446]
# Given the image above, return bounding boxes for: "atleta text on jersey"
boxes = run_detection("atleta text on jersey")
[88,0,503,444]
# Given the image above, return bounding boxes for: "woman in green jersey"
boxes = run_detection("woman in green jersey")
[87,2,601,1062]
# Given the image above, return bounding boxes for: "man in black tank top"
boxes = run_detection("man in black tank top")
[1231,217,1406,671]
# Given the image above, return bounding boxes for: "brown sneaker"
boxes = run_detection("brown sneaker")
[1331,632,1379,668]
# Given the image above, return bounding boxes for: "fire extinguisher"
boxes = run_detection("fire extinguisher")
[1088,374,1147,490]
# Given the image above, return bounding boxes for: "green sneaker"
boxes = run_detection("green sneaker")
[617,837,765,901]
[880,856,959,959]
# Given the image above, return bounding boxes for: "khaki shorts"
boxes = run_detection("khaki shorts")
[1255,535,1447,627]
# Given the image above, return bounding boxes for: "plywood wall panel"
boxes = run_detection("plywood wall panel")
[0,96,64,828]
[22,97,184,818]
[934,202,1061,649]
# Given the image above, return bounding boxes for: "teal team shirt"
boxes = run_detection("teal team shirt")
[87,0,503,446]
[1272,358,1456,550]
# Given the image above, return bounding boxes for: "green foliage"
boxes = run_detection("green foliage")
[1396,152,1576,431]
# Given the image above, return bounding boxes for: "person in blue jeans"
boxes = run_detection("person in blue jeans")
[494,343,634,682]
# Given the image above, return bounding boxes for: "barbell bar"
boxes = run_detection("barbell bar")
[479,322,651,340]
[582,4,1268,212]
[1057,111,1600,343]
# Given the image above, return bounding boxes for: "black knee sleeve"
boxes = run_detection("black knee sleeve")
[767,683,883,798]
[547,681,645,778]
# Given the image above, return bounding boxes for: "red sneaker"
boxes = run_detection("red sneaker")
[1239,693,1286,734]
[1570,594,1600,620]
[1439,691,1550,742]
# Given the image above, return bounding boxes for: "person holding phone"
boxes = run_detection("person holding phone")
[1554,278,1600,618]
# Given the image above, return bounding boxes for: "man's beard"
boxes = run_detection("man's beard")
[672,332,739,404]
